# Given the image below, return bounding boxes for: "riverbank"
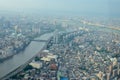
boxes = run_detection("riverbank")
[0,40,31,63]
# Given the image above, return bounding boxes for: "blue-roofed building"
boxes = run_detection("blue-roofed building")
[60,77,69,80]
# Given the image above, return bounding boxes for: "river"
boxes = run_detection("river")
[0,33,53,78]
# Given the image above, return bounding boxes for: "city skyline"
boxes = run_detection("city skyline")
[0,0,120,79]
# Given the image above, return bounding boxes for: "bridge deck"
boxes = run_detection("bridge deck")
[32,39,48,42]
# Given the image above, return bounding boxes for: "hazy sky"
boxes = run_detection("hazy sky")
[0,0,119,16]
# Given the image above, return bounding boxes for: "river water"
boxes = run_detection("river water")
[0,33,53,78]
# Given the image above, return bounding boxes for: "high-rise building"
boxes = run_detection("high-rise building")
[53,30,58,44]
[109,65,113,74]
[14,25,18,34]
[106,73,110,80]
[118,63,120,75]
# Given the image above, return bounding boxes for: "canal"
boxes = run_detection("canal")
[0,33,53,78]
